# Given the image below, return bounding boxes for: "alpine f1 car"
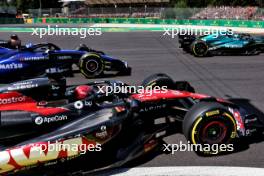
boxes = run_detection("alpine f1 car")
[179,32,264,57]
[0,73,262,175]
[0,42,131,82]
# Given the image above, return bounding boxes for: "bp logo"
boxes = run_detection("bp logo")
[35,116,43,125]
[74,101,84,109]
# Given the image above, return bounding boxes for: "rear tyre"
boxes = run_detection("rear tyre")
[191,40,209,57]
[79,53,104,78]
[183,102,237,155]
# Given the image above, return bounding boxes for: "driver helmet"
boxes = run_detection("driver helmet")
[9,34,21,49]
[75,85,93,100]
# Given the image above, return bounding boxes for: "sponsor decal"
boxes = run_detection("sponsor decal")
[0,137,101,174]
[231,109,245,135]
[20,56,48,61]
[224,44,243,48]
[206,110,220,117]
[0,63,23,70]
[35,115,68,125]
[35,116,44,125]
[74,101,84,109]
[38,101,48,106]
[172,90,183,95]
[155,130,166,138]
[8,81,38,91]
[74,100,93,110]
[139,104,166,112]
[51,85,60,90]
[84,101,93,106]
[95,126,108,139]
[209,42,246,50]
[0,96,26,105]
[57,56,72,60]
[245,117,258,124]
[46,67,68,73]
[231,131,237,138]
[246,129,257,135]
[209,46,221,51]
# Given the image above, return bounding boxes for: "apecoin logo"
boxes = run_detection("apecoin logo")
[34,115,68,125]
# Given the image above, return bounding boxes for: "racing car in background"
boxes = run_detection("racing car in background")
[0,73,262,175]
[0,42,131,82]
[178,32,264,57]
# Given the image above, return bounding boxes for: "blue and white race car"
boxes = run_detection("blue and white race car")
[0,42,131,82]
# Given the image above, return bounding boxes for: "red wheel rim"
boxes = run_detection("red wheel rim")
[201,121,228,144]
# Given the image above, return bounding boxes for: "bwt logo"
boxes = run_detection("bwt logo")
[0,96,26,105]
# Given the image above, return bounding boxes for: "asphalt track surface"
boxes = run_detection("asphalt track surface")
[1,31,264,170]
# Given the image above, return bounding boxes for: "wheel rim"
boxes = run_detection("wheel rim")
[201,120,227,144]
[85,60,98,73]
[195,43,207,55]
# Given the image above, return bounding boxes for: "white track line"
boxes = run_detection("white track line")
[108,166,264,176]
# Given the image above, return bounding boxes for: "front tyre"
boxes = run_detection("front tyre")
[191,40,209,57]
[79,53,104,78]
[183,102,237,155]
[142,73,195,92]
[141,73,175,89]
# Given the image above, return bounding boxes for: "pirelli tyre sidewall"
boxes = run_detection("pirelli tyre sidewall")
[79,53,104,78]
[191,40,209,57]
[183,102,237,155]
